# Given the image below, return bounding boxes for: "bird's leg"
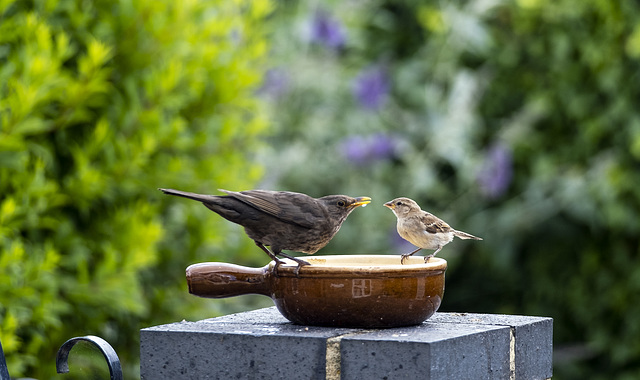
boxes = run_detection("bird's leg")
[424,246,443,263]
[256,243,310,276]
[255,242,286,272]
[400,247,423,265]
[277,252,310,277]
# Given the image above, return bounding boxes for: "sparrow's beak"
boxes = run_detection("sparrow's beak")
[352,196,372,208]
[383,201,395,209]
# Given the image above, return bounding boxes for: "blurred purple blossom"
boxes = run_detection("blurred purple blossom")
[477,143,513,199]
[340,133,398,165]
[352,65,390,111]
[309,10,345,50]
[370,133,395,159]
[258,68,290,99]
[342,136,369,165]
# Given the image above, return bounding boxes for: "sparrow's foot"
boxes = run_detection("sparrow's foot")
[400,247,423,265]
[423,254,435,263]
[400,254,412,265]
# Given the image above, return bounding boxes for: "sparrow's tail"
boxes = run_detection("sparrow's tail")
[453,230,482,240]
[159,188,219,203]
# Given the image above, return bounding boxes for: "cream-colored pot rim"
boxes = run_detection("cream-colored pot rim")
[272,255,447,277]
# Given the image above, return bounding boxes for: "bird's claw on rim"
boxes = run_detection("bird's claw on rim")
[293,259,311,277]
[272,259,285,276]
[277,256,310,277]
[400,254,410,265]
[423,255,434,263]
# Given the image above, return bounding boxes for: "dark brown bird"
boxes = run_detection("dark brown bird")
[160,188,371,272]
[384,197,482,264]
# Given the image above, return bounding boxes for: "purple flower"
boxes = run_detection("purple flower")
[369,133,395,159]
[309,10,345,50]
[352,65,390,111]
[341,136,370,165]
[258,68,290,99]
[477,143,513,199]
[340,133,398,165]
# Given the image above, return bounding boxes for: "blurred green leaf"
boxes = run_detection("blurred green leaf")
[261,0,640,378]
[0,0,271,378]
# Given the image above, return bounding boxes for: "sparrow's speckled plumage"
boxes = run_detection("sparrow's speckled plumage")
[384,197,482,264]
[160,188,371,272]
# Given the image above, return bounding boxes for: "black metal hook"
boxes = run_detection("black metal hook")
[0,340,10,380]
[56,335,123,380]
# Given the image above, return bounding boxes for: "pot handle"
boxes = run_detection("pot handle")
[186,262,272,298]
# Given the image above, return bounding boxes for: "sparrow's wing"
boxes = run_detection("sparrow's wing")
[219,189,323,229]
[420,212,453,234]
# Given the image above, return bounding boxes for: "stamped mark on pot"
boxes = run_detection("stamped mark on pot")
[352,279,372,298]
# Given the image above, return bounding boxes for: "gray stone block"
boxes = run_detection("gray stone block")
[430,313,554,379]
[339,322,510,379]
[140,307,552,380]
[140,307,358,379]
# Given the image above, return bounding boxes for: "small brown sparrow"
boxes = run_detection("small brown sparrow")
[384,197,482,264]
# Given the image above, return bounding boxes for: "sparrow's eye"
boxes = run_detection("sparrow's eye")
[337,200,346,207]
[396,201,402,206]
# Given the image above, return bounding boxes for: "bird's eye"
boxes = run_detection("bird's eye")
[396,201,402,206]
[337,200,346,207]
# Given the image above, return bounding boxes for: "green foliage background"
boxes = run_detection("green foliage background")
[260,0,640,379]
[3,0,640,378]
[0,0,272,377]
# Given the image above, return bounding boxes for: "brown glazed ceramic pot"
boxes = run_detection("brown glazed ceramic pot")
[186,255,446,328]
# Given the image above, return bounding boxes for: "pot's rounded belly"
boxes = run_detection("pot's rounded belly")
[270,273,445,328]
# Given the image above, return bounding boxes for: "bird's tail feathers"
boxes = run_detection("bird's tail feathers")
[159,188,218,203]
[453,230,482,240]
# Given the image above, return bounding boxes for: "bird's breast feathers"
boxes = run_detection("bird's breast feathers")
[397,218,454,249]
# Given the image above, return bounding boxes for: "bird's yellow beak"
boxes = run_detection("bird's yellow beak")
[352,197,372,208]
[383,201,394,209]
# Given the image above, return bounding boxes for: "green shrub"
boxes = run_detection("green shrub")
[263,1,640,378]
[0,0,272,377]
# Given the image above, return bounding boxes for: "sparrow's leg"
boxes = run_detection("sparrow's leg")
[400,247,423,265]
[424,245,443,263]
[277,252,311,276]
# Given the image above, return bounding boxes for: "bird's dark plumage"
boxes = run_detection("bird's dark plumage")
[160,188,371,272]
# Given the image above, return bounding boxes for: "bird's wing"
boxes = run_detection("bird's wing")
[219,189,323,229]
[420,212,453,234]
